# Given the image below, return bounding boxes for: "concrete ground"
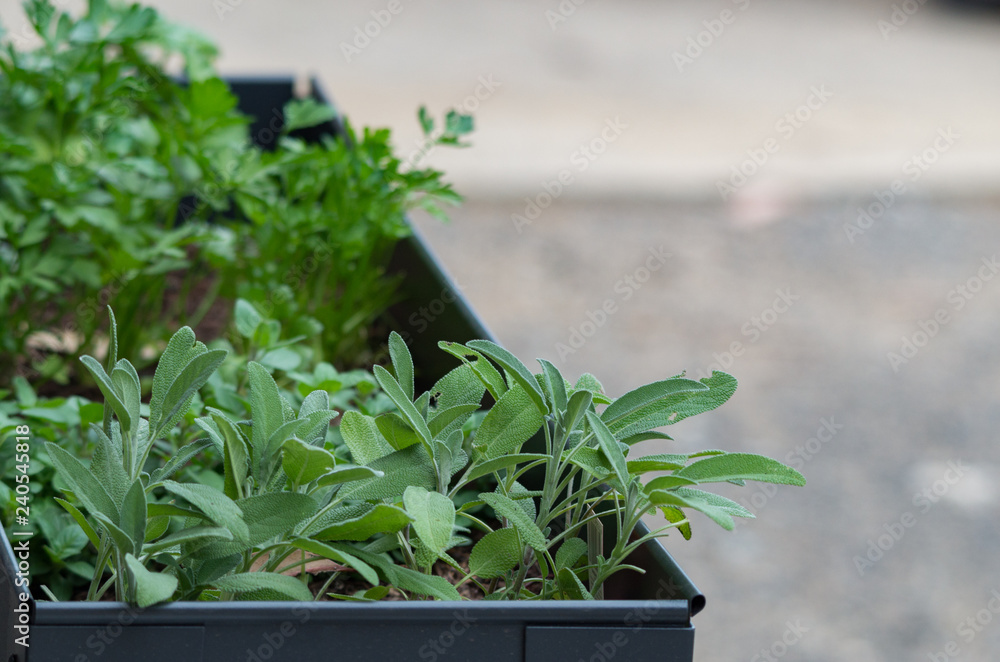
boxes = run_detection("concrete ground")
[4,0,1000,659]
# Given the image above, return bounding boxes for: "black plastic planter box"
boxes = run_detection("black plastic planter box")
[0,78,704,662]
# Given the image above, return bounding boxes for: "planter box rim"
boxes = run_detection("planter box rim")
[32,598,690,625]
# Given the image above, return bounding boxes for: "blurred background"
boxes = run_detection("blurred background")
[5,0,1000,659]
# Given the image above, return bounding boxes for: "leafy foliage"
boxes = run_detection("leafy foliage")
[0,0,244,377]
[29,310,803,605]
[0,0,473,385]
[0,301,386,599]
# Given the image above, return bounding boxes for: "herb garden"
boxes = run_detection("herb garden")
[0,2,804,661]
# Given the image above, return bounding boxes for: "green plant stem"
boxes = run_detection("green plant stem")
[93,571,118,602]
[86,537,113,601]
[114,550,129,602]
[397,528,419,572]
[507,548,535,599]
[313,571,341,600]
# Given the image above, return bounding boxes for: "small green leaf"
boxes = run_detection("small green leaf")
[468,528,521,579]
[109,360,141,436]
[289,538,379,586]
[557,567,594,600]
[388,331,414,401]
[647,488,754,531]
[373,365,433,449]
[341,411,394,464]
[120,479,147,556]
[103,307,119,432]
[340,444,436,502]
[125,554,178,608]
[432,430,466,484]
[144,515,171,543]
[466,340,547,415]
[193,493,318,559]
[11,376,36,407]
[660,506,691,540]
[149,327,200,428]
[45,442,120,524]
[160,481,249,543]
[573,373,611,404]
[376,412,421,451]
[586,411,631,490]
[299,390,331,419]
[349,549,461,601]
[676,453,806,486]
[479,492,547,553]
[53,497,101,550]
[537,359,568,418]
[418,106,434,134]
[234,299,264,338]
[464,454,548,484]
[555,537,588,571]
[620,431,673,446]
[626,454,687,474]
[144,526,234,556]
[239,492,319,544]
[314,464,384,487]
[310,503,411,542]
[437,342,508,401]
[92,512,135,554]
[150,438,215,485]
[427,404,479,440]
[645,475,700,491]
[403,486,456,558]
[207,410,249,501]
[564,447,612,481]
[601,378,708,430]
[154,349,227,440]
[476,384,544,459]
[282,98,337,134]
[564,389,594,436]
[429,364,486,409]
[89,425,129,508]
[79,356,131,432]
[606,372,738,439]
[282,437,337,486]
[214,572,314,601]
[248,361,287,470]
[259,347,301,372]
